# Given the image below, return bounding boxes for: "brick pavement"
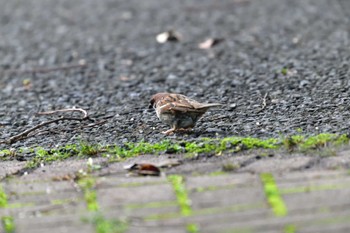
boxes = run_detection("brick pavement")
[1,153,350,233]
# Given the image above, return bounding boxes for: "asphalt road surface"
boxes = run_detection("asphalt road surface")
[0,0,350,149]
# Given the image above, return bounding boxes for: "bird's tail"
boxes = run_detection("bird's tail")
[198,103,222,109]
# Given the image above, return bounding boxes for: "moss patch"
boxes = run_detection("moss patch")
[283,133,348,151]
[2,133,348,168]
[0,149,16,160]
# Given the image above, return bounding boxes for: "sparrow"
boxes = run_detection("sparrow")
[149,93,222,135]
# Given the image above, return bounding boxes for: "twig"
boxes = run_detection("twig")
[37,108,88,119]
[0,117,84,144]
[0,108,97,145]
[81,119,109,128]
[256,92,269,113]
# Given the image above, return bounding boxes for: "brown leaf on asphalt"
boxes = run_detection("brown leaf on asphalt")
[124,163,161,176]
[198,38,224,49]
[156,30,181,43]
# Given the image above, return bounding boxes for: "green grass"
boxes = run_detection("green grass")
[0,186,15,233]
[92,214,128,233]
[1,216,15,233]
[78,177,99,211]
[2,133,349,168]
[284,224,297,233]
[77,176,128,232]
[186,223,199,233]
[260,173,287,217]
[281,67,288,75]
[0,186,8,208]
[167,175,199,232]
[79,141,101,156]
[167,175,192,216]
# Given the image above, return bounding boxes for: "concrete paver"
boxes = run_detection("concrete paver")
[1,154,350,232]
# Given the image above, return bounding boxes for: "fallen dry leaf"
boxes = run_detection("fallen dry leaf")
[124,163,161,176]
[156,30,181,43]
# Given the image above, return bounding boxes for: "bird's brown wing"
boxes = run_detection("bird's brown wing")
[158,102,206,114]
[157,93,220,114]
[173,94,222,109]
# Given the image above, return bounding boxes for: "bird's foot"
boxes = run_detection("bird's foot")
[176,128,193,133]
[162,128,175,135]
[162,128,193,135]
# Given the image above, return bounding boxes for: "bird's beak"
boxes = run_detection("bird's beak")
[149,99,155,109]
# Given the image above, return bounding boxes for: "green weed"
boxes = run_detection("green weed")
[0,186,8,208]
[1,216,15,233]
[260,173,287,217]
[78,176,128,232]
[92,214,128,233]
[167,175,192,217]
[284,224,297,233]
[78,177,99,211]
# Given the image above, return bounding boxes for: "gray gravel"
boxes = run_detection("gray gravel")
[1,0,350,149]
